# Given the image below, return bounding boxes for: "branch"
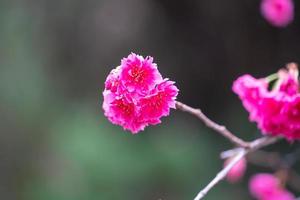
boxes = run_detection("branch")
[288,170,300,192]
[175,101,250,148]
[193,136,280,200]
[194,148,247,200]
[246,150,281,169]
[175,101,281,199]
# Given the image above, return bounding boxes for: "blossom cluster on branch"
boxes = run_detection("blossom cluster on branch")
[102,53,299,200]
[99,0,298,199]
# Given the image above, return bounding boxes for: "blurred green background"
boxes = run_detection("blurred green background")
[0,0,300,199]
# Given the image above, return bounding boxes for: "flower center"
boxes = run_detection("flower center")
[114,99,134,116]
[274,2,283,11]
[130,66,145,83]
[151,92,165,109]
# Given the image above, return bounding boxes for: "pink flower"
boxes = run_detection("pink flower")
[120,53,162,93]
[265,190,295,200]
[282,96,300,139]
[256,95,286,136]
[139,80,178,122]
[102,53,178,134]
[249,173,295,200]
[225,157,247,183]
[249,173,280,199]
[261,0,294,27]
[277,66,299,96]
[232,75,268,121]
[105,67,119,92]
[233,63,300,141]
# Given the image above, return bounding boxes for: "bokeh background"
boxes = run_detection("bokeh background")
[1,0,300,199]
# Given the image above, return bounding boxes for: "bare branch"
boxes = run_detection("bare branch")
[175,101,282,199]
[288,170,300,192]
[193,136,280,200]
[247,150,281,169]
[194,148,247,200]
[220,148,244,159]
[175,101,250,148]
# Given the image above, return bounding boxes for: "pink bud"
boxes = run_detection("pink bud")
[249,173,295,200]
[265,190,295,200]
[249,173,279,199]
[261,0,294,27]
[225,157,247,183]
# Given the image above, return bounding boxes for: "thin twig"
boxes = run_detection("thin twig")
[247,150,281,169]
[288,170,300,192]
[175,101,281,199]
[194,148,247,200]
[220,147,244,159]
[175,101,250,148]
[193,136,280,200]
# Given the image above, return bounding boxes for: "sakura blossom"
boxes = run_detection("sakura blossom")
[249,173,295,200]
[233,63,300,140]
[260,0,294,27]
[225,157,247,183]
[102,53,178,134]
[119,53,162,93]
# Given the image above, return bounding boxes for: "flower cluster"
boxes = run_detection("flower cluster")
[249,173,295,200]
[260,0,294,27]
[233,63,300,141]
[102,53,178,134]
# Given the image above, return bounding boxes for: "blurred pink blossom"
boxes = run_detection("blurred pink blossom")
[265,190,295,200]
[249,173,295,200]
[103,53,178,134]
[233,64,300,140]
[249,173,280,199]
[225,157,247,183]
[261,0,294,27]
[232,74,268,121]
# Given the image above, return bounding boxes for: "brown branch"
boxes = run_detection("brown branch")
[175,101,282,199]
[288,170,300,192]
[247,150,282,169]
[175,101,250,148]
[194,148,247,200]
[193,136,280,200]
